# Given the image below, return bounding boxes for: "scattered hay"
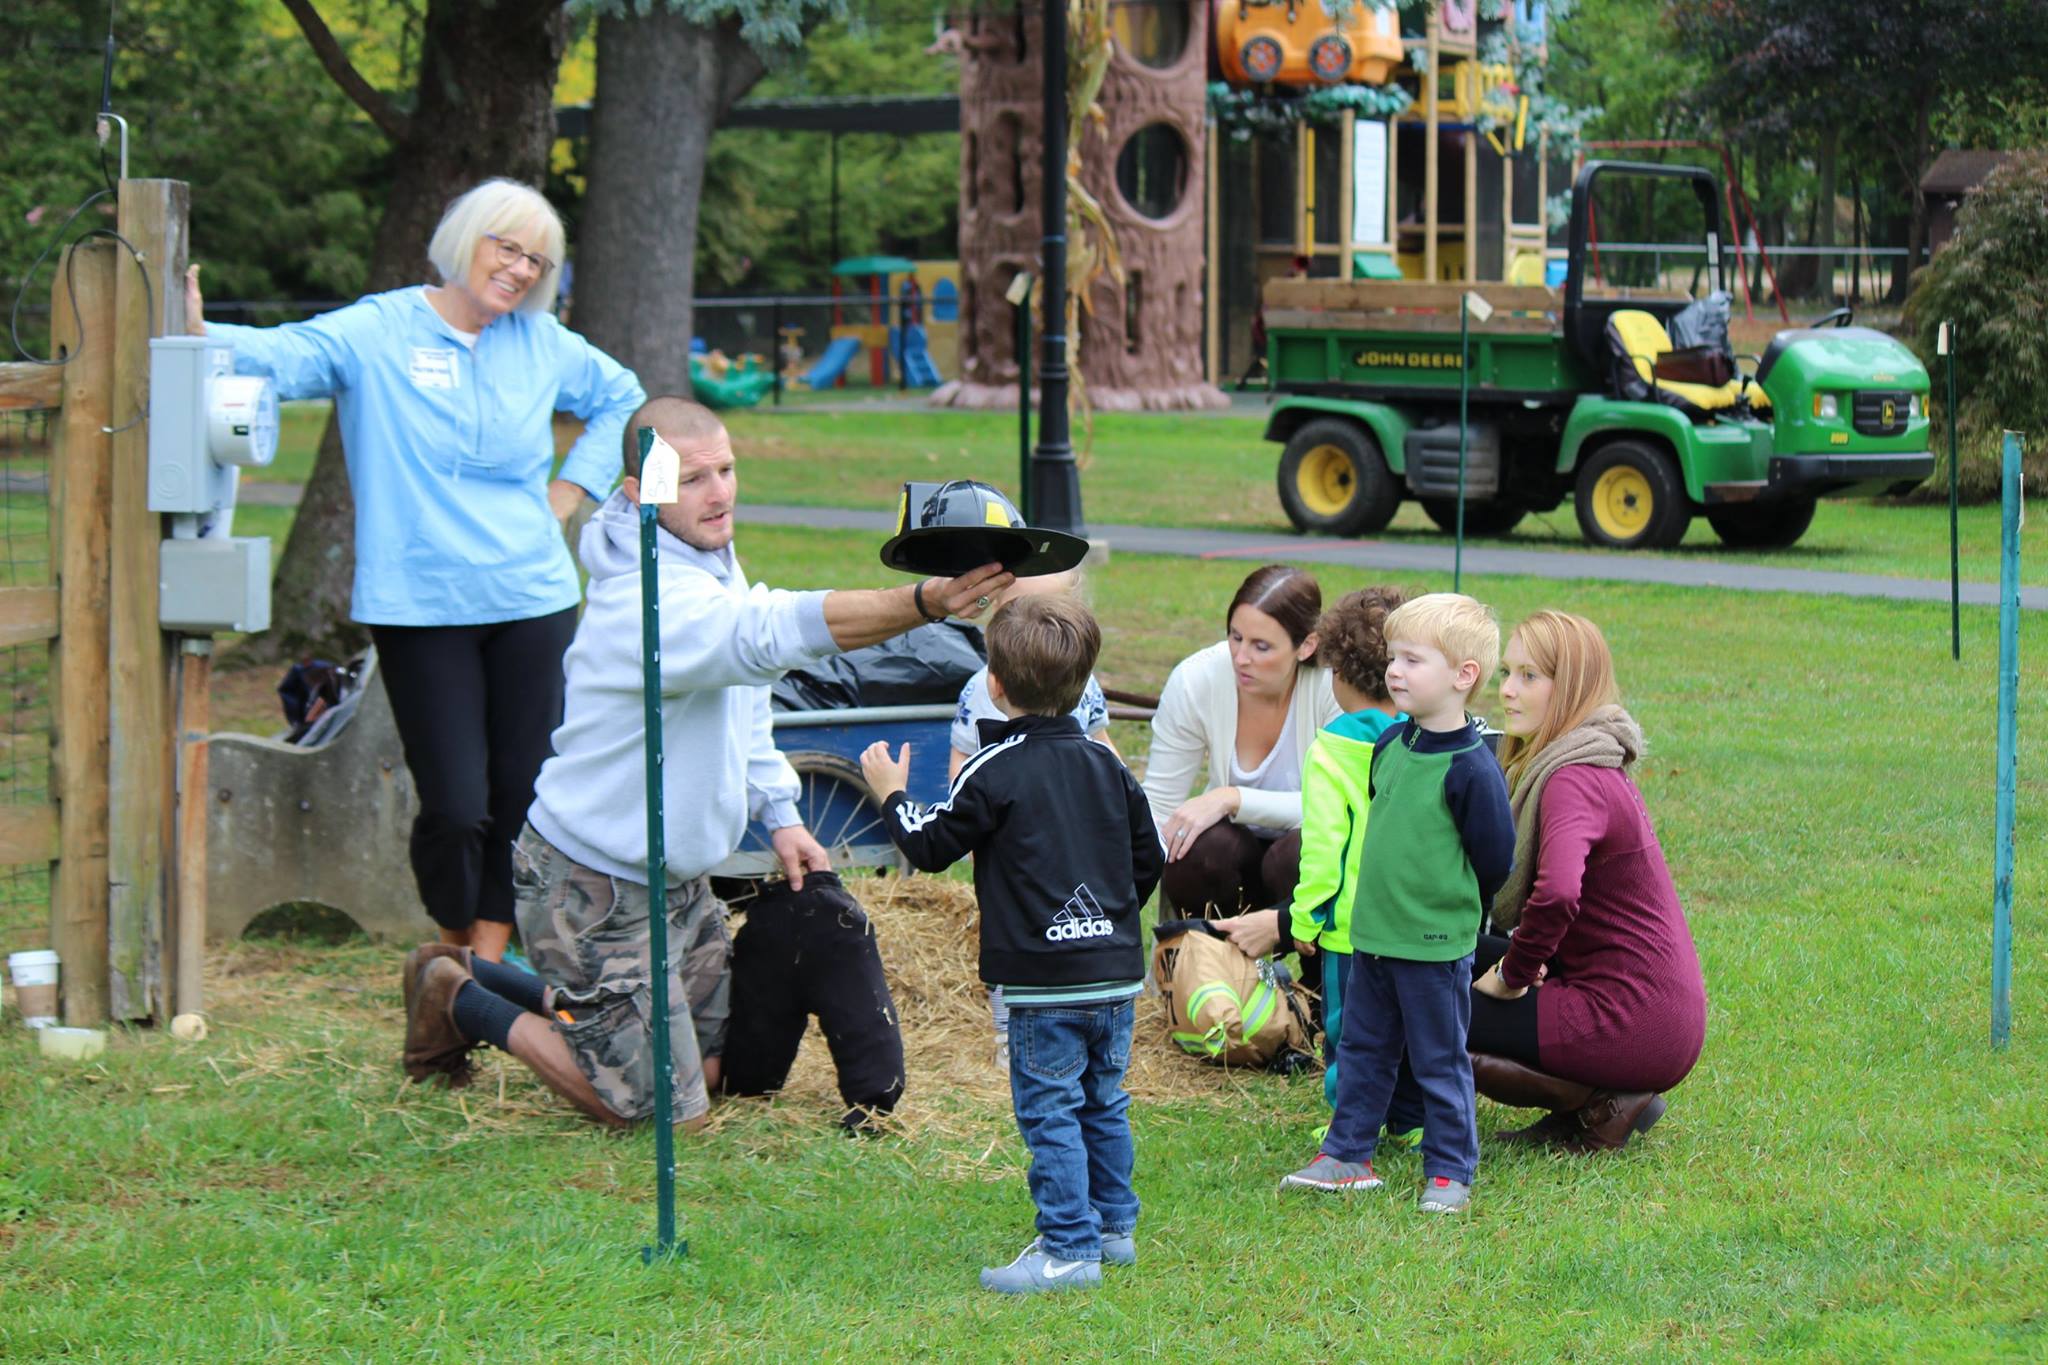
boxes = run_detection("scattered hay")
[709,874,1296,1140]
[199,874,1305,1150]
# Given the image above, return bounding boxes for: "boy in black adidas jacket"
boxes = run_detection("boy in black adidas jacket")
[862,594,1163,1295]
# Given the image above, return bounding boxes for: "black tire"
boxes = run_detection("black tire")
[1573,440,1692,549]
[1420,497,1527,537]
[1707,499,1818,549]
[1276,419,1401,536]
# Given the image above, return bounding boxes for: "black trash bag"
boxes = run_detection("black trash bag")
[1667,290,1733,357]
[770,621,986,711]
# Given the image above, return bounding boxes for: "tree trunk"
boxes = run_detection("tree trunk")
[1893,94,1935,303]
[261,0,568,662]
[1814,124,1838,304]
[575,11,771,398]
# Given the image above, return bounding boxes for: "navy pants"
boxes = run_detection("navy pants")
[1322,952,1480,1185]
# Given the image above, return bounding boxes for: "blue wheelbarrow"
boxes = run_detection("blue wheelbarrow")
[713,704,958,879]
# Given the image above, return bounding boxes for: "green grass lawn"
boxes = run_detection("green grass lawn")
[259,401,2045,588]
[4,527,2046,1357]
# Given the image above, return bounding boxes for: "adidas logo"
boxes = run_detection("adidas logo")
[1045,918,1116,942]
[1045,883,1115,943]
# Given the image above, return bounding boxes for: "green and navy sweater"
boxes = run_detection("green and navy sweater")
[1351,717,1514,962]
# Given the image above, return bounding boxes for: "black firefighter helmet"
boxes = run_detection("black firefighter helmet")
[878,479,1090,578]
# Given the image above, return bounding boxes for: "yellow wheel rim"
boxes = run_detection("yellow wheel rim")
[1591,465,1654,540]
[1296,444,1357,518]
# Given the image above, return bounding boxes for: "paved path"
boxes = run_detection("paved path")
[215,481,2046,610]
[740,502,2048,611]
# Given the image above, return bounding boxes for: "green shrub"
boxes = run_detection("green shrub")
[1905,150,2048,501]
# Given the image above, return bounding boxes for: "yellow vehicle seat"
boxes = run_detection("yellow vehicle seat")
[1605,309,1766,420]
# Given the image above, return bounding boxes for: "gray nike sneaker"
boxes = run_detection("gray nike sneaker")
[979,1241,1102,1294]
[1280,1154,1384,1192]
[1417,1177,1472,1214]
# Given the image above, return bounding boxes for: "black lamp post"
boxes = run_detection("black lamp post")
[1029,0,1085,535]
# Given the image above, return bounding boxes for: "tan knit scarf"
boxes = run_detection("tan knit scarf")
[1488,704,1644,933]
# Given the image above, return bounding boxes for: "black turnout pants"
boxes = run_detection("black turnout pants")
[722,872,906,1114]
[370,607,577,931]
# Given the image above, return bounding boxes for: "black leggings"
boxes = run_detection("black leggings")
[1467,933,1541,1061]
[371,608,578,930]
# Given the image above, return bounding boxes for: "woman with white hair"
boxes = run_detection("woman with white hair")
[191,178,646,962]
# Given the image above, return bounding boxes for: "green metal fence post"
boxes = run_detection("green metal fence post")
[636,427,683,1261]
[1455,301,1469,593]
[1991,430,2020,1051]
[1945,321,1959,660]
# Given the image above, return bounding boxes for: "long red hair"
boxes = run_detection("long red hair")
[1497,611,1621,791]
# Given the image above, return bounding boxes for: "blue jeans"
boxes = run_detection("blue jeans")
[1322,953,1479,1185]
[1007,1000,1139,1262]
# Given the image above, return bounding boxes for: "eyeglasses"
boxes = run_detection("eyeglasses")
[484,233,556,278]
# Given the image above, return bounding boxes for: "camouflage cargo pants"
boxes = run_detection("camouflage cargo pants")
[511,825,731,1123]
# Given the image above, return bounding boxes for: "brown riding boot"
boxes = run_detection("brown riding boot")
[1559,1090,1662,1152]
[1470,1054,1598,1149]
[403,954,478,1088]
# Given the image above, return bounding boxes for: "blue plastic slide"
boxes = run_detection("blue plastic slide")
[803,336,862,389]
[899,324,941,387]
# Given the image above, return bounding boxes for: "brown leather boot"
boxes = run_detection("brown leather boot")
[1469,1053,1595,1110]
[400,943,471,1020]
[1560,1089,1662,1152]
[403,954,477,1088]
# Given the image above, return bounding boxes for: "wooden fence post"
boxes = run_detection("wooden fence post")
[50,241,117,1024]
[106,180,189,1021]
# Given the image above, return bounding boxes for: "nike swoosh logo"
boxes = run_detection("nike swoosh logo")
[1041,1260,1086,1279]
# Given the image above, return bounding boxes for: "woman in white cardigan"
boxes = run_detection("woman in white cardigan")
[1145,565,1340,955]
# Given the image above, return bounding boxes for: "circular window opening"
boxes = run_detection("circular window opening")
[1115,123,1189,220]
[1110,0,1191,69]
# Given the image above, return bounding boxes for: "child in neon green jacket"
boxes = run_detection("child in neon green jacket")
[1288,588,1405,1111]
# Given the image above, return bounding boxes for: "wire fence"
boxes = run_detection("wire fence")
[0,407,53,941]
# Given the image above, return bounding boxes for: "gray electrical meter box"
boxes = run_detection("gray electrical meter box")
[159,538,272,634]
[147,335,278,513]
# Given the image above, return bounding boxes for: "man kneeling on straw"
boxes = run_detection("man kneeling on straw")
[397,396,1012,1130]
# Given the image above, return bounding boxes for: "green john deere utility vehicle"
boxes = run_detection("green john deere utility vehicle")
[1259,161,1934,550]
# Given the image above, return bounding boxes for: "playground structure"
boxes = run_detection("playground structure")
[938,0,1225,411]
[1208,1,1556,383]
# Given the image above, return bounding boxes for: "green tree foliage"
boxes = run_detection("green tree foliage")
[1905,152,2048,499]
[1,0,387,343]
[698,0,962,291]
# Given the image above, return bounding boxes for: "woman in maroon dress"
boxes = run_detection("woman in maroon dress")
[1465,610,1707,1152]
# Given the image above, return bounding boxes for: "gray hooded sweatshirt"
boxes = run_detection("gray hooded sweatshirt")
[527,489,838,885]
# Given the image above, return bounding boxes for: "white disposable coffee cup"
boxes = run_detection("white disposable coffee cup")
[7,949,60,1028]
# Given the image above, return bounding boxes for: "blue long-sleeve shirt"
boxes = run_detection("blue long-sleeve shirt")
[209,287,645,626]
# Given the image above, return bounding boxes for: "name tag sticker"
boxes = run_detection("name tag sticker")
[409,346,460,390]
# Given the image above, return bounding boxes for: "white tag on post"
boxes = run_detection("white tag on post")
[1938,321,1951,356]
[640,430,681,505]
[1464,291,1495,322]
[1005,271,1034,306]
